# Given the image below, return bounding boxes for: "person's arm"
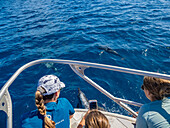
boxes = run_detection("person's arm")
[77,117,85,128]
[64,98,75,116]
[77,110,90,128]
[69,114,74,119]
[136,115,148,128]
[136,105,148,128]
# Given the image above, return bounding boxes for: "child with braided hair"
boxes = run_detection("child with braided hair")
[21,75,75,128]
[136,76,170,128]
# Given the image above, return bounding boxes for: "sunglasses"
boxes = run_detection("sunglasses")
[141,84,144,90]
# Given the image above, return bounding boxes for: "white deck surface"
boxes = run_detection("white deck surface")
[70,109,136,128]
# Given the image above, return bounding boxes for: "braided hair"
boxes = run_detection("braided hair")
[35,89,55,128]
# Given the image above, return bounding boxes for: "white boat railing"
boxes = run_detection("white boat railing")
[0,59,170,128]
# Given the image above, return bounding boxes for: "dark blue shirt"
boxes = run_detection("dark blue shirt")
[21,98,75,128]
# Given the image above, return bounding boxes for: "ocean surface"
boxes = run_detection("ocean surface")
[0,0,170,127]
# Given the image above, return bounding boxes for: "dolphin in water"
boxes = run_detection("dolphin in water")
[77,88,89,109]
[98,46,119,55]
[97,45,123,59]
[77,88,105,111]
[45,62,58,71]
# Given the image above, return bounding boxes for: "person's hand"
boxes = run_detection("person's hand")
[77,110,91,128]
[128,112,139,118]
[83,110,91,120]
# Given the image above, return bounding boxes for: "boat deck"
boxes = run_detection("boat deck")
[71,109,136,128]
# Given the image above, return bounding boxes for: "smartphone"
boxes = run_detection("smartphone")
[89,100,98,110]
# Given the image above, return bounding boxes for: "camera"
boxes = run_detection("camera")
[89,100,98,110]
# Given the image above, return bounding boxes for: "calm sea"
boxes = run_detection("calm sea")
[0,0,170,127]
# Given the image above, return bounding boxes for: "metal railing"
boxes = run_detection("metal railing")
[0,59,170,128]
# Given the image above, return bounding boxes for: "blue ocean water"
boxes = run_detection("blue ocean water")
[0,0,170,127]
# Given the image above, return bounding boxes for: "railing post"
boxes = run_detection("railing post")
[0,89,12,128]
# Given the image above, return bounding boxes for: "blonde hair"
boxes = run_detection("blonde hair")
[143,76,170,100]
[85,110,110,128]
[35,91,55,128]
